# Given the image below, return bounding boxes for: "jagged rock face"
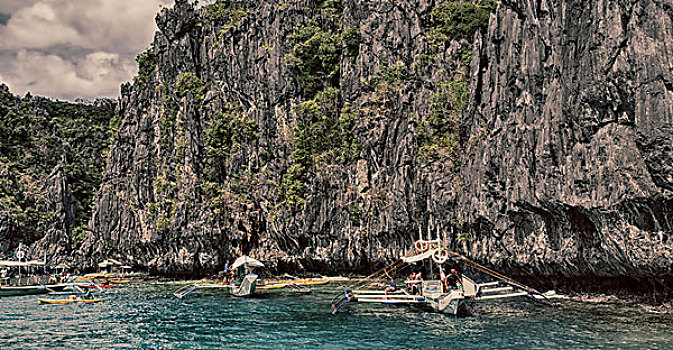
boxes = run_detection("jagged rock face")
[81,0,673,294]
[81,0,463,276]
[458,0,673,289]
[30,163,74,262]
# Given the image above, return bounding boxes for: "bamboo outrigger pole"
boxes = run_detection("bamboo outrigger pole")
[448,251,547,299]
[346,259,405,290]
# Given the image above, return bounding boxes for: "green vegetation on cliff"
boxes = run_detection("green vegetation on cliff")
[416,81,469,166]
[285,23,342,98]
[160,83,179,151]
[206,0,248,27]
[285,0,354,98]
[134,48,156,87]
[204,106,259,181]
[0,84,115,247]
[206,0,249,44]
[278,88,359,207]
[342,27,361,63]
[429,0,497,42]
[412,0,497,167]
[175,72,206,103]
[279,2,361,208]
[368,62,406,110]
[202,105,259,214]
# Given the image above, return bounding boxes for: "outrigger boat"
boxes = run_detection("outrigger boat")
[38,284,106,304]
[38,295,105,304]
[0,283,68,297]
[174,274,260,298]
[174,256,322,298]
[174,256,265,298]
[0,246,68,297]
[332,239,551,315]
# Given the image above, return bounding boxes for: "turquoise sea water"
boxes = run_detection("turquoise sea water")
[0,282,671,349]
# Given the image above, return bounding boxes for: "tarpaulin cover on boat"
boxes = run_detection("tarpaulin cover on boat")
[231,256,264,269]
[98,259,123,267]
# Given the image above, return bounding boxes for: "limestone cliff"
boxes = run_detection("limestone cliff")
[80,0,673,295]
[458,0,673,292]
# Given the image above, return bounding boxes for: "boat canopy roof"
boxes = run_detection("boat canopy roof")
[231,256,264,269]
[0,260,46,267]
[401,248,439,263]
[98,258,123,267]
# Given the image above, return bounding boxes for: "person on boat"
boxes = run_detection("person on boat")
[82,289,93,300]
[407,272,415,293]
[440,267,447,293]
[230,267,242,285]
[384,271,396,295]
[413,271,423,281]
[407,271,421,294]
[446,269,461,289]
[222,260,231,283]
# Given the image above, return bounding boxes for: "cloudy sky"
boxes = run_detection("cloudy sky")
[0,0,174,101]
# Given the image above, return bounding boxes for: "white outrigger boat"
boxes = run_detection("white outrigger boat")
[332,240,551,315]
[174,256,263,298]
[173,256,317,298]
[0,245,69,297]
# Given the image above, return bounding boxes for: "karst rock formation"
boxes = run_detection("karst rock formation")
[68,0,672,293]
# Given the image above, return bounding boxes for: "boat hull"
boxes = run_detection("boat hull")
[232,274,257,297]
[38,297,104,304]
[339,280,468,316]
[109,279,131,284]
[0,284,67,297]
[421,283,466,316]
[173,274,258,298]
[77,284,114,288]
[423,293,466,316]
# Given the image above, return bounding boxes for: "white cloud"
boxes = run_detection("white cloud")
[0,0,171,53]
[0,0,173,100]
[0,0,40,14]
[2,50,137,101]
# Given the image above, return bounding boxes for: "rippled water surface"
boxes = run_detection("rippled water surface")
[1,282,672,349]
